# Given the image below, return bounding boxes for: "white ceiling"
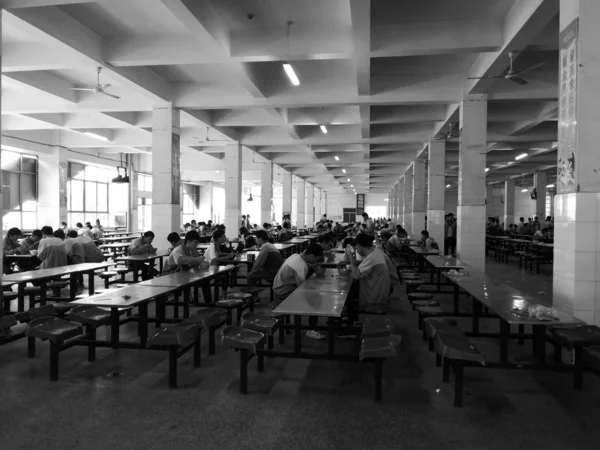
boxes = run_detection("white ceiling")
[0,0,560,194]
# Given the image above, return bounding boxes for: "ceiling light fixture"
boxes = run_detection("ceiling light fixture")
[347,178,350,182]
[215,170,220,174]
[446,184,451,188]
[342,169,346,174]
[521,188,528,192]
[546,184,555,188]
[111,154,129,184]
[351,184,354,187]
[515,153,528,161]
[485,168,489,172]
[282,22,299,86]
[84,131,109,142]
[334,155,339,161]
[320,125,328,134]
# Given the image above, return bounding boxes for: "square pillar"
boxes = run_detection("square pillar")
[260,161,273,224]
[457,94,487,269]
[295,178,305,228]
[322,192,327,216]
[412,160,427,234]
[404,170,413,235]
[504,179,515,228]
[397,177,405,227]
[534,171,547,219]
[314,187,321,219]
[282,170,292,219]
[427,141,446,244]
[553,0,600,325]
[38,146,68,227]
[306,184,315,227]
[151,104,180,251]
[224,144,242,237]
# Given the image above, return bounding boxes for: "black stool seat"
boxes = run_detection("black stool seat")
[435,332,484,365]
[361,319,401,338]
[147,323,197,347]
[68,306,112,327]
[551,325,600,348]
[241,312,278,335]
[26,317,82,344]
[15,305,56,323]
[221,326,265,352]
[194,308,225,328]
[408,292,434,301]
[359,335,402,360]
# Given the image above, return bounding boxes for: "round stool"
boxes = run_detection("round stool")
[217,298,244,325]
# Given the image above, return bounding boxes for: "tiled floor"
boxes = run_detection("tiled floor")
[1,259,599,449]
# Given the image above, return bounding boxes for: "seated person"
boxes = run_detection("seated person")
[237,227,257,251]
[129,231,158,279]
[419,230,439,251]
[386,226,408,258]
[247,230,284,289]
[3,227,22,257]
[344,234,392,320]
[379,224,393,247]
[259,223,273,237]
[37,226,68,269]
[318,234,336,262]
[204,229,236,265]
[533,227,550,242]
[91,223,103,240]
[78,233,105,263]
[65,230,86,265]
[59,222,68,233]
[163,231,207,274]
[278,222,294,243]
[76,222,93,238]
[167,232,184,249]
[19,229,42,254]
[272,244,325,339]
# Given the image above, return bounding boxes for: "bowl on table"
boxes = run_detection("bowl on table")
[29,250,38,256]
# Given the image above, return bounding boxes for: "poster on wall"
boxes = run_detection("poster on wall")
[356,194,365,215]
[171,133,181,204]
[557,19,578,194]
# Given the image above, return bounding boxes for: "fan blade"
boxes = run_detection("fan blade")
[509,77,528,86]
[101,91,121,99]
[467,76,505,80]
[516,62,545,76]
[69,88,95,91]
[99,84,112,89]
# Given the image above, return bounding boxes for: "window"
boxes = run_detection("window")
[545,194,553,218]
[182,183,200,224]
[137,173,152,231]
[67,162,113,228]
[2,150,38,230]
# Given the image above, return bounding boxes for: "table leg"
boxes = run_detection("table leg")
[110,307,120,349]
[133,263,139,283]
[183,286,190,318]
[213,276,219,302]
[138,302,148,346]
[39,281,47,306]
[500,320,509,364]
[437,269,441,292]
[17,283,25,312]
[88,271,95,296]
[453,284,459,314]
[327,319,335,356]
[430,266,434,284]
[69,274,77,301]
[533,325,546,366]
[472,297,481,335]
[159,257,164,275]
[294,315,302,354]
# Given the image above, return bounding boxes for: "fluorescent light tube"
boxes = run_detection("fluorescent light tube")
[283,63,300,86]
[320,125,328,134]
[515,153,528,160]
[342,169,346,174]
[334,155,339,161]
[84,131,109,142]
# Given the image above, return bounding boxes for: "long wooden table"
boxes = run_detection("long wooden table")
[116,250,169,281]
[445,270,580,366]
[139,265,237,318]
[3,262,113,312]
[72,284,177,348]
[425,254,464,291]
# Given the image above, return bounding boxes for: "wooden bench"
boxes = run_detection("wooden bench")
[67,306,112,362]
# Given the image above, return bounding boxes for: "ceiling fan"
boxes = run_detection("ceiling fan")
[69,67,120,99]
[435,123,460,141]
[467,52,545,85]
[193,127,230,146]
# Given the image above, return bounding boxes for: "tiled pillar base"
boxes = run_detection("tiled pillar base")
[553,193,600,325]
[412,212,426,237]
[456,205,486,270]
[427,209,445,244]
[152,204,180,251]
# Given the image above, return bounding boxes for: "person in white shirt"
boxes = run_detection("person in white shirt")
[37,226,68,269]
[247,230,284,289]
[419,230,439,252]
[204,229,236,265]
[76,222,93,238]
[272,244,325,339]
[361,213,375,236]
[91,224,103,240]
[64,230,86,265]
[163,231,207,274]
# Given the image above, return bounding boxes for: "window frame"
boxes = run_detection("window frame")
[1,150,39,230]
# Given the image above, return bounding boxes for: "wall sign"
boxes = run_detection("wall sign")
[557,19,578,194]
[356,194,365,215]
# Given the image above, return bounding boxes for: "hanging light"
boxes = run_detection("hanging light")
[320,125,328,134]
[112,154,129,184]
[282,22,300,86]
